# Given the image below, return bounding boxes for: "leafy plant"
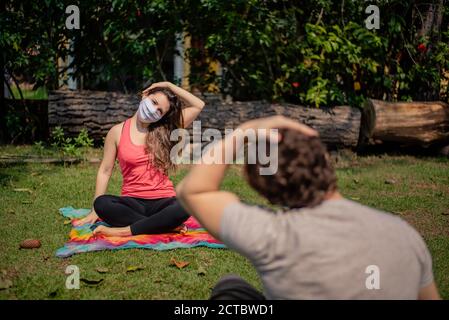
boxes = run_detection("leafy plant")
[4,0,448,108]
[50,127,66,149]
[184,0,449,107]
[50,127,93,157]
[74,129,94,149]
[33,141,45,155]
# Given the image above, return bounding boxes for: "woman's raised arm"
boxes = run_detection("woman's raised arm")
[143,82,205,128]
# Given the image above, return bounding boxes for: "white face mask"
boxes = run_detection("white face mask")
[137,97,163,123]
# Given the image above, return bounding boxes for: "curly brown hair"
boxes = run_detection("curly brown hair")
[141,87,184,174]
[244,128,337,209]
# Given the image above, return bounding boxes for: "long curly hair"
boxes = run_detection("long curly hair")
[244,128,337,209]
[140,87,184,175]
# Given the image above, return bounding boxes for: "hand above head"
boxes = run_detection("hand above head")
[238,115,319,138]
[142,81,205,128]
[142,81,174,94]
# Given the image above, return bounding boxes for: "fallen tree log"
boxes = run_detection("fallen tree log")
[48,90,362,148]
[48,90,138,141]
[360,99,449,146]
[269,103,361,148]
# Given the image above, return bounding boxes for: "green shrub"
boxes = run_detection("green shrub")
[186,0,449,106]
[50,127,93,157]
[4,1,448,107]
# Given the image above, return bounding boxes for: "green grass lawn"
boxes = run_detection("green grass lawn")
[0,151,448,299]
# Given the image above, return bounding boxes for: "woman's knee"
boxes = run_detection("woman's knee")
[173,199,190,220]
[93,195,113,217]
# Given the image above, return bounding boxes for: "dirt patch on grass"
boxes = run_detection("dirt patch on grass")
[1,266,19,280]
[397,210,449,237]
[412,182,449,193]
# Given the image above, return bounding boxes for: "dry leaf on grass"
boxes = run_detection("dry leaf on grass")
[197,266,207,276]
[80,278,104,285]
[96,267,109,274]
[13,188,33,193]
[0,279,13,290]
[170,258,190,269]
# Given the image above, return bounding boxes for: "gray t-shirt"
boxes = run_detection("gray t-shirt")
[220,199,434,299]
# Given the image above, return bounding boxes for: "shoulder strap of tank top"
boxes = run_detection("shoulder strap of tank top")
[118,118,131,148]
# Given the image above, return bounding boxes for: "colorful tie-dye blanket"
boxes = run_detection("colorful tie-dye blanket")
[56,206,225,258]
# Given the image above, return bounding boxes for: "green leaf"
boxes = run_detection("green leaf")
[126,266,144,273]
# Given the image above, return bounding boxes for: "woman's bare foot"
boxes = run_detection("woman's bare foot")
[74,211,99,226]
[93,225,132,237]
[173,223,188,234]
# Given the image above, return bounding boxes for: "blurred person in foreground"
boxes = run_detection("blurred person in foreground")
[177,115,440,300]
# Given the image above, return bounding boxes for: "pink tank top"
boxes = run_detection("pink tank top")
[117,118,176,199]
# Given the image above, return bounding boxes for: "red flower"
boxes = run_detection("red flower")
[136,9,141,17]
[292,82,300,88]
[417,43,427,53]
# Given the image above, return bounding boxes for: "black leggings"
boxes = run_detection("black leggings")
[93,195,190,235]
[210,274,266,300]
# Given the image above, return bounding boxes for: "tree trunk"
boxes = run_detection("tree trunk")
[433,0,444,40]
[418,4,435,38]
[270,103,361,148]
[360,99,449,146]
[48,90,138,141]
[48,90,361,148]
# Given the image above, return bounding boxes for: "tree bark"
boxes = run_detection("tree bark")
[48,90,362,148]
[270,103,361,148]
[48,90,138,141]
[418,4,435,38]
[360,99,449,146]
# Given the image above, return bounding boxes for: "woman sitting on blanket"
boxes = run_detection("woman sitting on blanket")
[75,82,205,237]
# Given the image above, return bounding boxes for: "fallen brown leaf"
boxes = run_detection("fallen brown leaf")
[0,279,13,290]
[170,257,190,269]
[14,188,33,193]
[96,267,109,274]
[197,266,206,276]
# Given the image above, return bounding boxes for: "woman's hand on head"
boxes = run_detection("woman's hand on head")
[142,81,174,94]
[73,209,99,226]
